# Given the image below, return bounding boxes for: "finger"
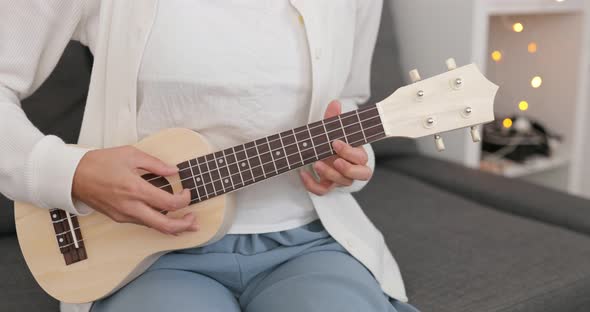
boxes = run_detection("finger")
[323,100,342,119]
[313,161,353,187]
[299,170,334,196]
[132,149,178,176]
[137,181,191,212]
[333,158,373,181]
[130,203,198,235]
[332,140,368,165]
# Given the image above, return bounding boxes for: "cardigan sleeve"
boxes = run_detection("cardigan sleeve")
[0,1,93,215]
[336,0,383,194]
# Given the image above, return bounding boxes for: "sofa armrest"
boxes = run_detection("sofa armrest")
[381,155,590,236]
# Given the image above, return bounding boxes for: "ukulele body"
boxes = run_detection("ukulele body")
[14,128,236,303]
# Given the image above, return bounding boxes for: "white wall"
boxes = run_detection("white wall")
[388,0,479,166]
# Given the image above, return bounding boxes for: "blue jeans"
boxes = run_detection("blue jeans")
[92,220,418,312]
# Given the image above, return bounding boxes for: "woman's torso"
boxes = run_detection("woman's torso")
[137,0,317,233]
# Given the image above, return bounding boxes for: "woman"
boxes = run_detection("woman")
[0,1,417,311]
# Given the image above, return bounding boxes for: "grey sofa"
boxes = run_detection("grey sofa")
[2,4,590,312]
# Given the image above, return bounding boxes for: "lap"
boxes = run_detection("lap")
[91,269,240,312]
[240,250,406,312]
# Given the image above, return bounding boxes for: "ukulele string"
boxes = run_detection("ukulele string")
[157,114,383,189]
[155,128,386,198]
[144,106,380,184]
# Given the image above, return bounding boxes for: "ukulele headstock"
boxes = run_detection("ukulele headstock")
[376,58,498,151]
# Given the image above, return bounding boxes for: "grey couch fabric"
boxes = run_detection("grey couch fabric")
[383,155,590,237]
[0,236,59,312]
[355,169,590,312]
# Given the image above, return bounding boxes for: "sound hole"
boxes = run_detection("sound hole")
[141,173,173,214]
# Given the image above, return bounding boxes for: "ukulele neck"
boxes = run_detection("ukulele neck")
[175,105,386,204]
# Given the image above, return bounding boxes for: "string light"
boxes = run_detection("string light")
[528,42,537,53]
[491,50,503,62]
[531,76,543,88]
[503,118,513,129]
[513,22,524,33]
[519,101,529,111]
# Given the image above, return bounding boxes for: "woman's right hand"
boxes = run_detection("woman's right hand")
[72,146,198,235]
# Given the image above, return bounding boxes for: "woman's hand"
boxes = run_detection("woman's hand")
[72,146,198,235]
[299,100,372,195]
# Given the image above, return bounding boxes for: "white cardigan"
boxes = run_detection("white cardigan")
[0,1,406,311]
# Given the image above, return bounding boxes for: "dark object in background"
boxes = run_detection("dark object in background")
[482,115,561,163]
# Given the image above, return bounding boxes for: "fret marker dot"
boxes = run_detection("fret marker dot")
[52,214,57,219]
[276,151,281,156]
[241,162,246,167]
[196,177,201,182]
[218,159,223,164]
[302,142,308,147]
[59,238,64,243]
[224,179,229,183]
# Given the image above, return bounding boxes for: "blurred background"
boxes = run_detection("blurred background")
[389,0,590,199]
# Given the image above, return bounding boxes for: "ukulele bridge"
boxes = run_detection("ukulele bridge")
[50,209,87,265]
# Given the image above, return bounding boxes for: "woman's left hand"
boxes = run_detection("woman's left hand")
[299,100,372,195]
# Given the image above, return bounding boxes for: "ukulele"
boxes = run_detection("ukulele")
[15,59,497,303]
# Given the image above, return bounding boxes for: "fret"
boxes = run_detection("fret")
[213,152,227,193]
[303,125,319,163]
[325,118,344,144]
[221,149,235,190]
[281,130,302,169]
[246,142,264,182]
[292,129,305,165]
[337,115,348,144]
[234,145,253,185]
[253,138,267,178]
[193,158,207,200]
[355,110,368,144]
[267,135,280,175]
[278,131,290,170]
[232,146,245,188]
[320,120,334,154]
[188,159,201,202]
[204,154,217,197]
[257,138,273,178]
[341,113,364,147]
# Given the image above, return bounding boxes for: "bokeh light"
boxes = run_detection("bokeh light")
[531,76,543,88]
[513,22,524,33]
[528,42,537,53]
[491,50,503,62]
[503,118,513,129]
[519,101,529,111]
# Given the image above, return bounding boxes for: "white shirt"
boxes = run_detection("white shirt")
[0,2,407,311]
[137,0,318,233]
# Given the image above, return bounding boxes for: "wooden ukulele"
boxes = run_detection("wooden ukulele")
[15,60,497,303]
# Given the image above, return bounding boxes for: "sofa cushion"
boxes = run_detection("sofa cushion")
[355,166,590,312]
[0,235,59,311]
[382,155,590,237]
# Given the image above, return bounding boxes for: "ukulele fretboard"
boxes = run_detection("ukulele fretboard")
[168,105,385,204]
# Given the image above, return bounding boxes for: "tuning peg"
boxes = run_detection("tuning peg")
[434,134,446,152]
[446,58,457,71]
[470,126,481,142]
[409,69,421,83]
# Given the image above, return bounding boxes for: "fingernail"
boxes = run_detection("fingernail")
[333,140,344,150]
